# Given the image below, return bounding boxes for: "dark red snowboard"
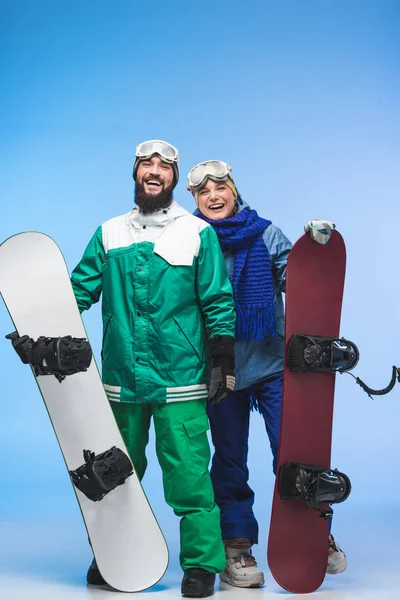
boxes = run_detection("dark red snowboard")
[267,230,346,593]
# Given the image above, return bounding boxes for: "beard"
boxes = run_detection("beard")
[134,181,174,214]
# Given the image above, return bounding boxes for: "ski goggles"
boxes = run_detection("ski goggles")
[135,140,179,165]
[187,160,233,191]
[133,139,179,182]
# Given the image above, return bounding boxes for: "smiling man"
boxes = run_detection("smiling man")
[70,141,236,598]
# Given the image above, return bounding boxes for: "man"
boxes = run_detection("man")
[70,140,236,598]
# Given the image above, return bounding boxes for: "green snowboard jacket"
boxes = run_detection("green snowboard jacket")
[71,201,236,404]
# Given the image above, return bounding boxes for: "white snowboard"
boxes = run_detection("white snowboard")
[0,232,169,592]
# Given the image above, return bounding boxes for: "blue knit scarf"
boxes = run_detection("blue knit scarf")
[198,207,276,341]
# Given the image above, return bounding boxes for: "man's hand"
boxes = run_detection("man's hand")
[208,336,235,404]
[304,219,336,245]
[5,331,34,363]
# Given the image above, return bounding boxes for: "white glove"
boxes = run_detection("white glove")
[304,219,336,245]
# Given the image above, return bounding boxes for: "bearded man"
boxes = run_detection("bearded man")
[71,140,236,598]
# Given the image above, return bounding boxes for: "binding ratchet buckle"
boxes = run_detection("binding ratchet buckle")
[69,447,133,502]
[278,461,351,519]
[287,333,359,373]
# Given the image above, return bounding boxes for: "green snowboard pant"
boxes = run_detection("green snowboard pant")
[110,399,226,573]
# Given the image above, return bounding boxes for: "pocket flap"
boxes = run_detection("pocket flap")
[182,413,209,439]
[154,242,194,266]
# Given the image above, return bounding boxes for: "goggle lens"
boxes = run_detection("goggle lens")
[188,160,232,188]
[136,140,178,163]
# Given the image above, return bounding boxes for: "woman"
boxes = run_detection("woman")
[187,159,346,588]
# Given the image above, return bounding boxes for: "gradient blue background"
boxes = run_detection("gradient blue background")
[1,0,399,591]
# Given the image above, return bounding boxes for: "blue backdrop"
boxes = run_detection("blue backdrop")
[1,0,399,583]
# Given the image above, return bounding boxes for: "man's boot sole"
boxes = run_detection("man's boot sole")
[181,583,214,597]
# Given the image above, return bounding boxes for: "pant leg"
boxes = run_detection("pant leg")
[207,388,258,544]
[110,401,152,481]
[153,399,225,573]
[253,373,283,475]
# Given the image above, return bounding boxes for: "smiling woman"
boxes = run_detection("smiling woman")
[188,160,238,221]
[186,160,345,589]
[196,179,237,220]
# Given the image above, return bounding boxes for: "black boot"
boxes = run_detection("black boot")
[181,568,215,598]
[86,558,106,585]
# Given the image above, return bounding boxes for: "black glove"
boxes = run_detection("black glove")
[208,336,235,404]
[5,331,34,363]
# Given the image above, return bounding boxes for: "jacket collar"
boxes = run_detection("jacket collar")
[129,200,189,228]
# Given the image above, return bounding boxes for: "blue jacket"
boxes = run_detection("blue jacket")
[195,200,292,390]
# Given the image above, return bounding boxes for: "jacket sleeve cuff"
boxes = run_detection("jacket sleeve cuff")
[209,335,235,373]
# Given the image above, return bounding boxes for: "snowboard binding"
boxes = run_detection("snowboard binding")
[287,332,399,398]
[278,461,351,519]
[287,333,359,373]
[69,447,133,502]
[5,331,92,382]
